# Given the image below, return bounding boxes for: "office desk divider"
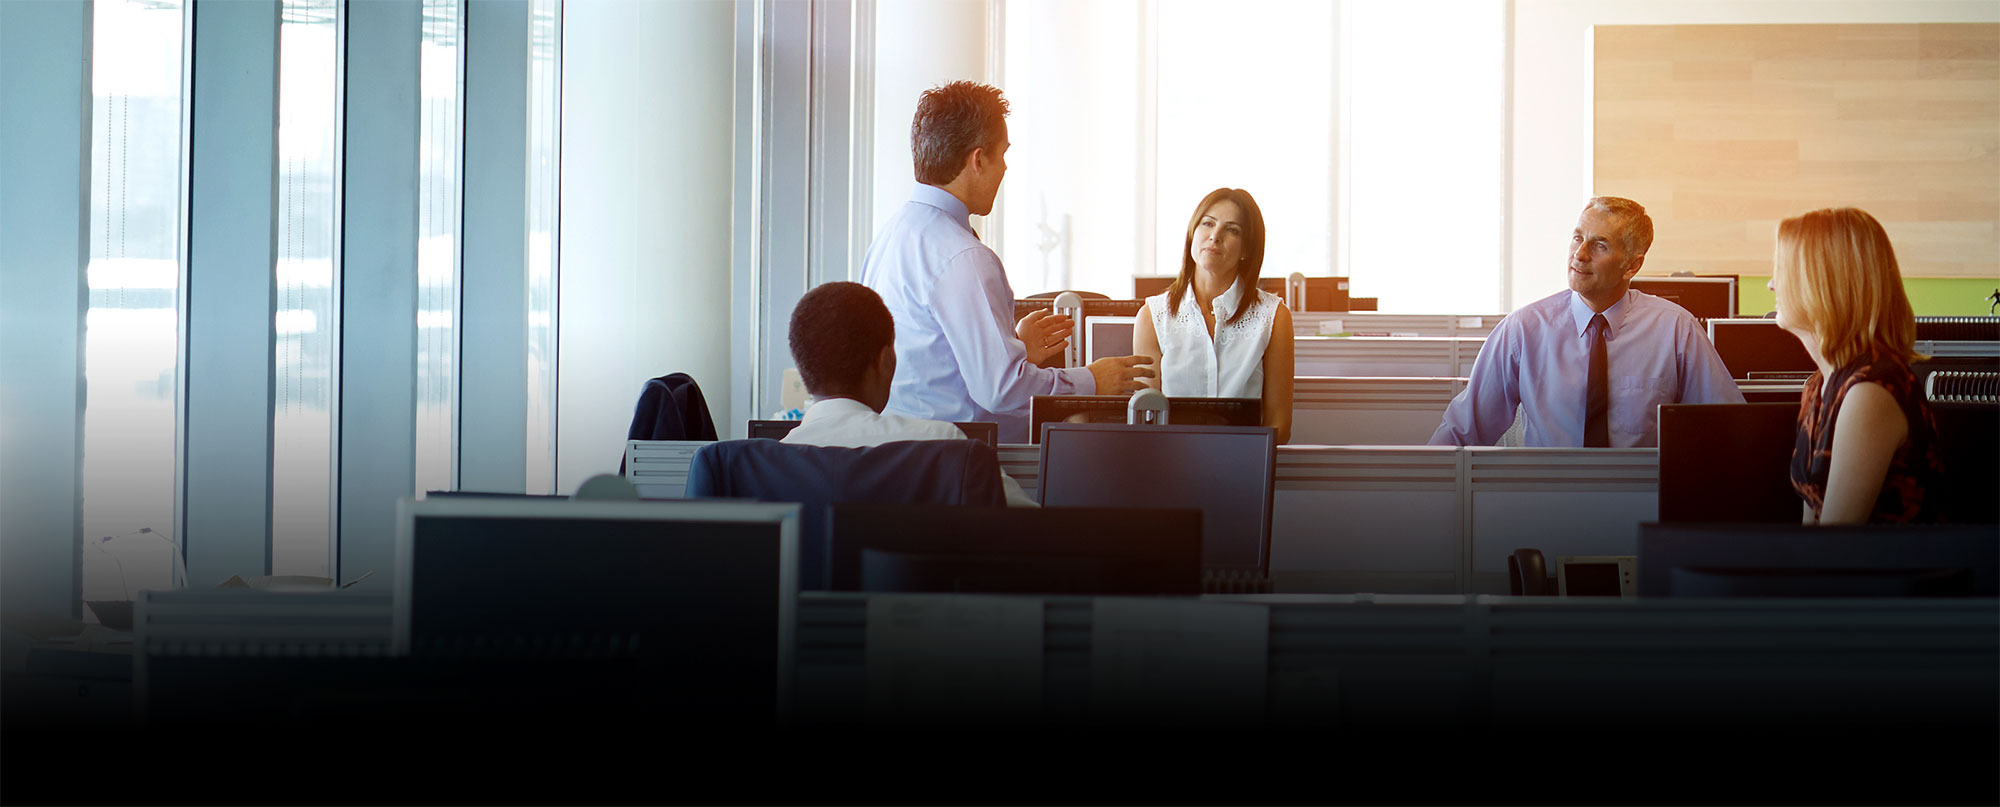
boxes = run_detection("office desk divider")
[1294,311,1503,339]
[629,442,1661,596]
[1294,336,1484,378]
[1292,377,1466,446]
[791,592,1999,729]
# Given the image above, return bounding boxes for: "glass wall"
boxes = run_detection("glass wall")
[1343,0,1505,313]
[986,0,1504,309]
[526,0,561,494]
[81,0,187,608]
[415,0,462,497]
[270,0,339,578]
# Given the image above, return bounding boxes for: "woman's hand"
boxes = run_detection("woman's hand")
[1016,308,1074,366]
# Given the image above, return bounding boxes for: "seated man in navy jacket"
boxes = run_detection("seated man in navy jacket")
[783,281,1035,506]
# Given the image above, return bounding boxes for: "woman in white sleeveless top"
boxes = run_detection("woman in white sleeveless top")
[1133,188,1295,443]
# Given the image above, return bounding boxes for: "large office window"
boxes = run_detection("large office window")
[416,0,461,495]
[988,0,1503,309]
[1155,0,1336,289]
[1342,0,1505,313]
[995,0,1144,298]
[526,0,560,494]
[80,0,186,607]
[272,0,338,577]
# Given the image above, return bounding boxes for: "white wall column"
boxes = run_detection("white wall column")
[558,0,734,491]
[337,0,421,586]
[459,0,531,493]
[0,0,93,616]
[181,0,280,586]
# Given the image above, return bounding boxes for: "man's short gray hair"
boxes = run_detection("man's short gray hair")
[1584,196,1654,258]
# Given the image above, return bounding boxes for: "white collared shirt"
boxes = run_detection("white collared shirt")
[1146,282,1281,399]
[781,397,1037,507]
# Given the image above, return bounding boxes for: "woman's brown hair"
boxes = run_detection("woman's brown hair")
[1166,188,1267,328]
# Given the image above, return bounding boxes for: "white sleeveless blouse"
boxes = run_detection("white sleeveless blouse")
[1146,283,1281,399]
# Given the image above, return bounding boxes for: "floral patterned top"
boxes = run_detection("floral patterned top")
[1791,352,1944,523]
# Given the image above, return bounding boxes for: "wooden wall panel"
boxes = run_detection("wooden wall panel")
[1594,23,1999,279]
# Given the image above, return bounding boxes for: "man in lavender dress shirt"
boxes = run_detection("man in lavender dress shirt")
[1429,197,1743,448]
[861,81,1153,443]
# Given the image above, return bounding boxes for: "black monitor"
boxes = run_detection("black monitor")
[1657,403,1801,524]
[746,418,999,448]
[1030,395,1262,444]
[1637,522,2000,597]
[1631,276,1736,320]
[1708,318,1814,379]
[1037,423,1276,580]
[393,497,800,721]
[829,503,1203,595]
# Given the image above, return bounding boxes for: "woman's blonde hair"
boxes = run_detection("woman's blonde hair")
[1773,207,1916,369]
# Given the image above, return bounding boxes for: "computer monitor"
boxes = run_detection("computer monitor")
[1708,318,1815,379]
[1657,403,1801,524]
[1037,423,1276,578]
[746,419,999,448]
[393,497,800,719]
[1030,395,1262,444]
[1085,316,1136,364]
[1637,522,2000,597]
[1631,276,1736,320]
[829,503,1203,595]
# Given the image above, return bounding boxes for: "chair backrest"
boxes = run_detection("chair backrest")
[1025,290,1111,300]
[622,374,719,473]
[685,439,1008,589]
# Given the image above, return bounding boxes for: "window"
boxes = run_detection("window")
[526,0,561,494]
[987,0,1505,311]
[415,0,461,495]
[81,0,187,607]
[1342,0,1505,313]
[271,0,338,577]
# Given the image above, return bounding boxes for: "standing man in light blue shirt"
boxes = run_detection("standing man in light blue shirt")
[862,81,1154,443]
[1430,197,1743,448]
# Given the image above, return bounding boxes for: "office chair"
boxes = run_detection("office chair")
[1025,290,1110,300]
[685,439,1008,589]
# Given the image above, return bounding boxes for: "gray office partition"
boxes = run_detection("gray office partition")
[458,0,531,493]
[1292,311,1504,339]
[182,0,281,585]
[627,442,1663,596]
[1293,336,1484,377]
[0,0,93,616]
[791,593,2000,728]
[1269,447,1465,592]
[1291,376,1466,446]
[338,0,422,588]
[1463,448,1658,593]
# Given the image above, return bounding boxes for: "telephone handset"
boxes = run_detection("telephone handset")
[1507,548,1552,596]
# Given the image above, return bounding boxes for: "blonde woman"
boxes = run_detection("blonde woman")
[1132,188,1294,444]
[1769,207,1943,524]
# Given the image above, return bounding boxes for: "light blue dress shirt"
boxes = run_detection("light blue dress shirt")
[1429,288,1744,448]
[861,184,1094,443]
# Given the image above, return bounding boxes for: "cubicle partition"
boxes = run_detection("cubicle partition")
[1293,312,1502,339]
[790,592,1998,731]
[1292,377,1463,446]
[631,441,1659,595]
[1294,336,1484,377]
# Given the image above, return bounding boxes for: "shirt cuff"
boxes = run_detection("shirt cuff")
[1055,365,1095,395]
